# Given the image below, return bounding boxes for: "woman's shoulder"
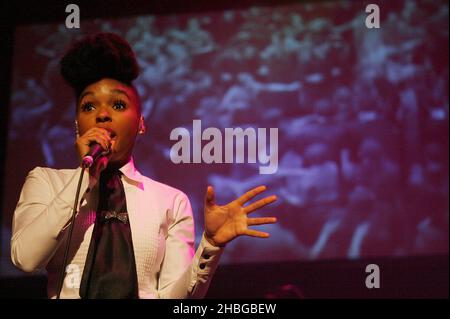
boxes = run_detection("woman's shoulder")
[27,166,81,181]
[29,166,79,174]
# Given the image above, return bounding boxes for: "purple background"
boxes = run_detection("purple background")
[1,0,448,276]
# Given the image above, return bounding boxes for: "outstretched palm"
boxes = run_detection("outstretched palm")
[204,185,278,247]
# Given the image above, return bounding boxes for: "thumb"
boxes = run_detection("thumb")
[205,185,215,206]
[110,139,117,155]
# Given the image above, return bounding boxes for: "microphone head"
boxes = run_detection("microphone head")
[82,156,94,168]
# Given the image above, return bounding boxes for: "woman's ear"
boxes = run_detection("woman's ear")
[138,116,146,134]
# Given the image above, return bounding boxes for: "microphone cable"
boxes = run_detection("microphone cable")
[55,166,86,299]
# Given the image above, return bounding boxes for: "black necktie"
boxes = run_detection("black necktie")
[79,169,139,298]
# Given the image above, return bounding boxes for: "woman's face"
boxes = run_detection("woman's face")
[76,78,142,167]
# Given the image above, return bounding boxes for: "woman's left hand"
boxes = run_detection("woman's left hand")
[204,185,278,247]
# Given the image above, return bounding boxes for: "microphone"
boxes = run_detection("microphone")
[82,143,110,168]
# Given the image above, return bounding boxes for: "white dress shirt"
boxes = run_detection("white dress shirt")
[11,158,223,299]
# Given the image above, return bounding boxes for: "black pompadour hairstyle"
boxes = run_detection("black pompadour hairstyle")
[59,32,140,101]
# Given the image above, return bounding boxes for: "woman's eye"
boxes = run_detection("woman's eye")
[81,102,95,112]
[113,100,127,110]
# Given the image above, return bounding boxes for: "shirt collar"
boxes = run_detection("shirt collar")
[118,157,144,184]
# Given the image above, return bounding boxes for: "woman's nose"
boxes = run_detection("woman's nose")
[96,107,112,123]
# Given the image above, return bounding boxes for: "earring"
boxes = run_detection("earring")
[138,117,146,134]
[75,120,80,138]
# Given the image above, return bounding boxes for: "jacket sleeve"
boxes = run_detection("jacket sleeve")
[157,192,223,299]
[10,167,89,273]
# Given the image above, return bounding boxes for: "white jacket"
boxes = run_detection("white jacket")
[11,158,223,298]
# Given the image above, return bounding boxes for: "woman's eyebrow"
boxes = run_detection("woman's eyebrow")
[110,89,130,99]
[79,89,130,101]
[79,91,94,100]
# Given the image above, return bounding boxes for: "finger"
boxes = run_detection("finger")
[110,139,117,153]
[85,128,112,144]
[89,135,110,151]
[205,185,215,206]
[84,130,108,142]
[244,195,277,214]
[91,127,112,135]
[100,129,114,140]
[247,217,277,226]
[96,136,110,151]
[236,185,267,206]
[92,128,112,142]
[85,127,103,137]
[244,229,270,238]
